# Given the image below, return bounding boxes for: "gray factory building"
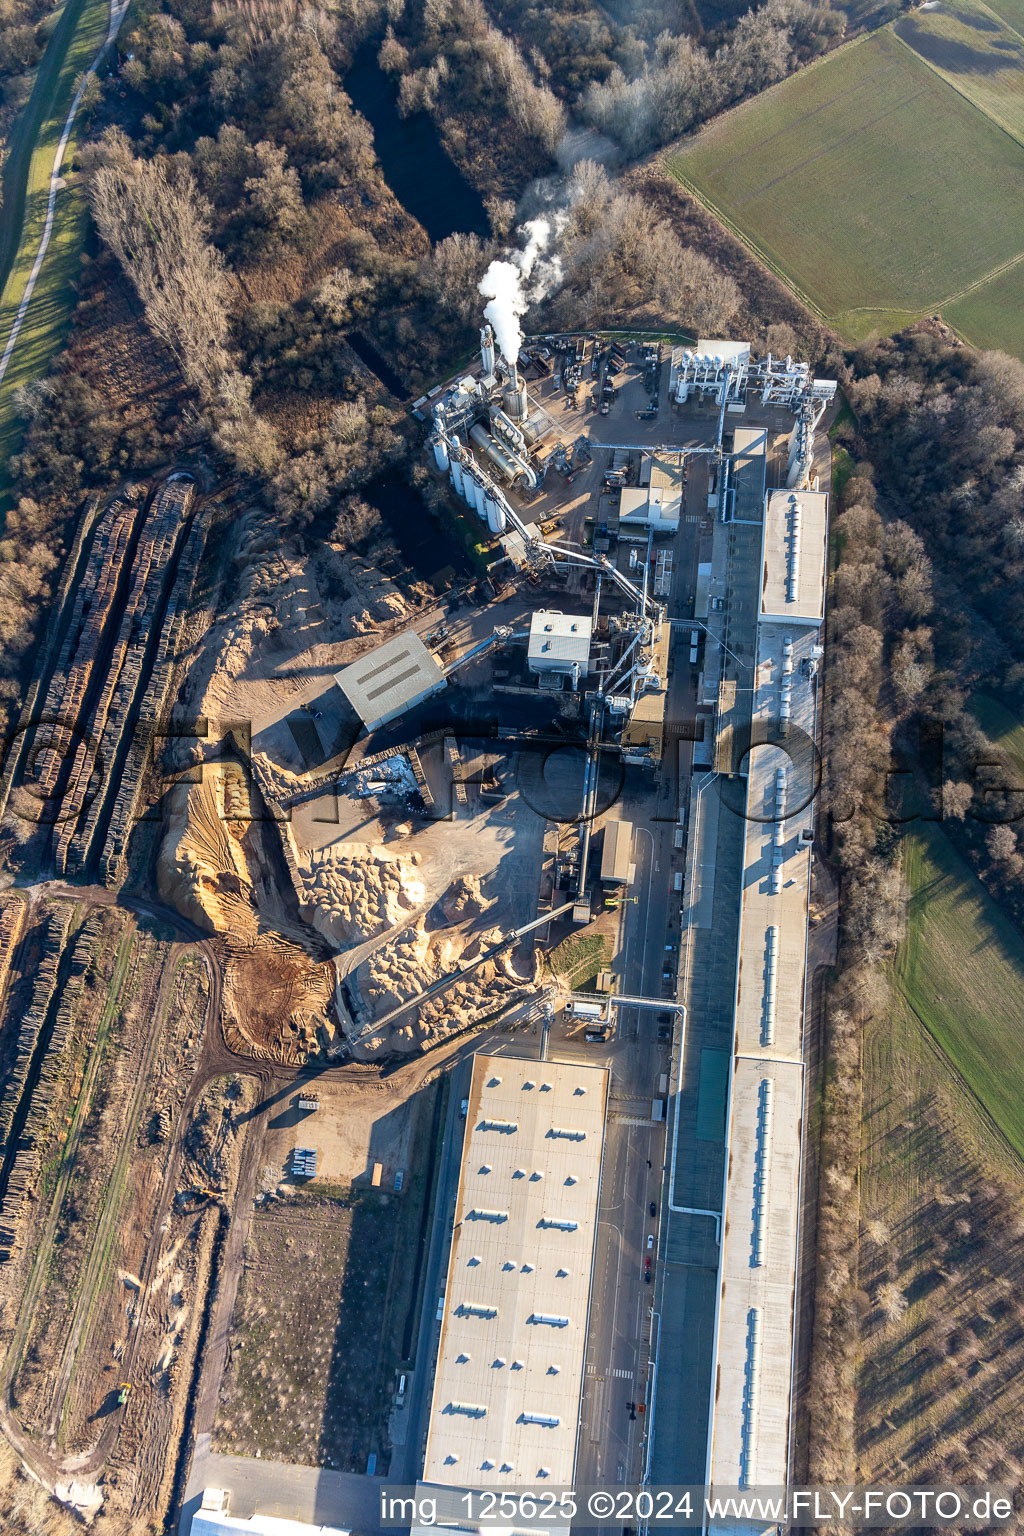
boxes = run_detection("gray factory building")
[334,629,446,732]
[527,611,592,678]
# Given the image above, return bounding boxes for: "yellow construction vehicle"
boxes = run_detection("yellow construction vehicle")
[117,1383,131,1406]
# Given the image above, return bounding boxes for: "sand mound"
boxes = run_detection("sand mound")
[158,768,256,935]
[440,874,492,924]
[295,844,427,948]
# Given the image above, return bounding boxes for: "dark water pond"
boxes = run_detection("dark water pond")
[346,330,408,397]
[366,472,473,593]
[344,41,491,244]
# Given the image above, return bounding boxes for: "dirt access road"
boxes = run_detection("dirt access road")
[0,878,473,1516]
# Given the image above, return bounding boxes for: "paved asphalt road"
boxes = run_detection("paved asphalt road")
[573,458,706,1492]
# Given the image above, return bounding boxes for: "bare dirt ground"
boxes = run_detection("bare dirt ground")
[857,994,1024,1489]
[262,1075,419,1192]
[214,1077,438,1475]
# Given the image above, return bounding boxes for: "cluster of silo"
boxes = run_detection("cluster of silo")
[438,434,508,535]
[673,349,747,405]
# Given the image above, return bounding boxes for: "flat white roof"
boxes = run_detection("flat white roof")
[698,338,751,365]
[422,1053,608,1487]
[191,1514,350,1536]
[760,490,827,624]
[527,611,592,666]
[335,629,445,729]
[709,618,821,1506]
[619,488,680,532]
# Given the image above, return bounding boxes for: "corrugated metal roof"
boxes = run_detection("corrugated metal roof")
[422,1054,608,1488]
[334,630,446,728]
[600,819,633,882]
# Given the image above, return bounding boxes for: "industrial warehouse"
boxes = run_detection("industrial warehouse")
[414,1051,608,1528]
[180,311,834,1535]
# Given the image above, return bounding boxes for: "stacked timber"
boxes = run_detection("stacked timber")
[17,912,106,1154]
[57,479,194,876]
[0,912,106,1266]
[0,1149,40,1263]
[0,492,104,833]
[0,899,26,1011]
[103,502,209,887]
[32,493,141,801]
[0,906,74,1154]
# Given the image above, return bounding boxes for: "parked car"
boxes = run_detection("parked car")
[647,1233,655,1251]
[650,1201,657,1218]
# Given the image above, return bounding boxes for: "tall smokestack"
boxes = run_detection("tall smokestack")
[480,324,496,377]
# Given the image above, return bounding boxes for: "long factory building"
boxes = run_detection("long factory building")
[413,1053,609,1536]
[705,488,827,1519]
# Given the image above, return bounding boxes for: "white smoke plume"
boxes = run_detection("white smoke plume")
[478,215,564,367]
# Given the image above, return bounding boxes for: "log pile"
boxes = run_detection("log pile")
[0,912,105,1265]
[57,478,195,876]
[103,502,210,887]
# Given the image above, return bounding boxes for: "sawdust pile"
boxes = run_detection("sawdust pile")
[158,770,334,1064]
[440,874,491,923]
[294,843,428,948]
[332,548,418,634]
[158,766,253,935]
[180,521,420,725]
[353,884,537,1058]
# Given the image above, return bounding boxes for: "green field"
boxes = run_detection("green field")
[0,0,111,508]
[668,25,1024,349]
[985,0,1024,34]
[895,0,1024,144]
[895,824,1024,1157]
[971,692,1024,778]
[943,256,1024,354]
